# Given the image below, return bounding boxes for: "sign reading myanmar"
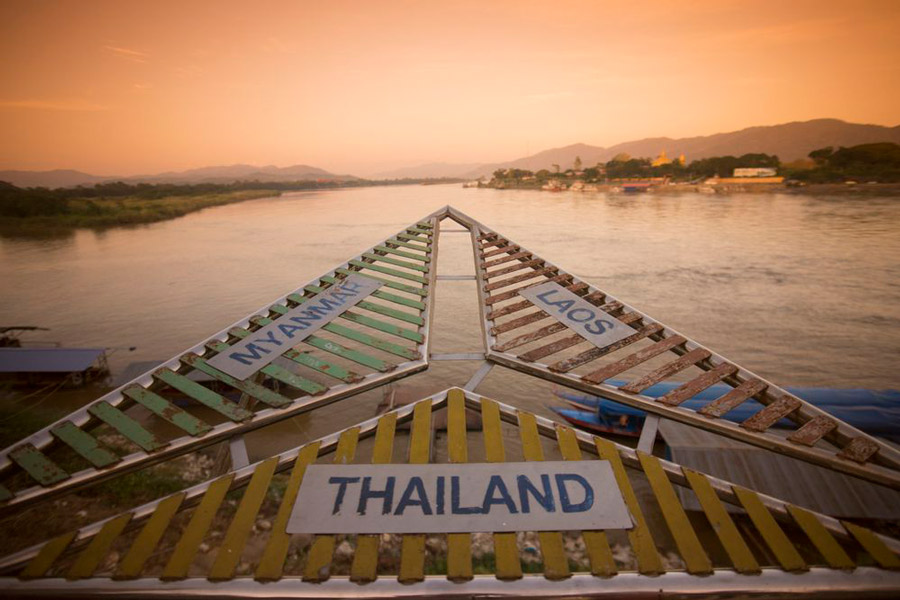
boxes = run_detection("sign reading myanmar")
[286,461,633,534]
[518,281,635,350]
[206,274,382,380]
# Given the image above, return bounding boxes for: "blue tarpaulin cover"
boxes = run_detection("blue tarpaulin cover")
[0,348,104,373]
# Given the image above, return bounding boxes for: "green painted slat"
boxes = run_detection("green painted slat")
[415,221,433,229]
[230,325,359,383]
[0,483,12,502]
[88,402,166,453]
[182,354,292,407]
[9,444,69,486]
[335,268,428,296]
[304,335,392,372]
[154,368,253,421]
[323,322,420,360]
[50,422,120,468]
[339,311,424,343]
[349,260,429,284]
[362,252,428,273]
[396,232,430,244]
[319,275,427,308]
[356,300,424,325]
[385,239,432,253]
[406,226,433,236]
[373,245,431,263]
[123,386,212,437]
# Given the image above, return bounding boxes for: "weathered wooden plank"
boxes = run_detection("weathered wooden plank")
[555,425,616,577]
[638,453,712,574]
[593,437,663,574]
[481,398,522,580]
[336,268,428,297]
[482,245,521,261]
[385,238,432,253]
[123,387,213,437]
[396,232,430,245]
[577,335,686,383]
[304,428,360,582]
[787,416,839,447]
[320,275,427,309]
[204,337,326,396]
[351,414,398,583]
[491,310,550,335]
[350,259,429,284]
[477,231,498,242]
[67,513,132,579]
[445,390,473,581]
[518,333,587,363]
[162,475,235,580]
[256,443,322,581]
[324,323,420,361]
[373,245,431,263]
[518,412,570,580]
[485,258,543,279]
[356,300,425,325]
[9,444,69,486]
[494,323,567,353]
[406,226,433,236]
[698,378,768,418]
[619,348,712,394]
[115,493,186,579]
[484,274,570,305]
[657,362,739,407]
[183,354,292,407]
[399,401,432,583]
[277,297,424,344]
[683,468,759,574]
[20,531,77,579]
[209,457,279,580]
[338,311,424,343]
[480,236,508,249]
[733,486,807,571]
[305,335,394,372]
[842,521,900,569]
[486,282,588,320]
[484,266,556,293]
[837,437,881,464]
[740,396,802,432]
[154,368,253,421]
[787,505,854,569]
[362,252,429,273]
[554,323,664,374]
[88,402,166,453]
[50,422,120,468]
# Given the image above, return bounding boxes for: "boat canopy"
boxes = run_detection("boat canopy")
[0,348,105,373]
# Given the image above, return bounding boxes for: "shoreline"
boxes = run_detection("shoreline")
[483,182,900,196]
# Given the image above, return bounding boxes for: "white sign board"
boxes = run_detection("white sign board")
[518,282,635,350]
[286,461,633,534]
[206,274,382,380]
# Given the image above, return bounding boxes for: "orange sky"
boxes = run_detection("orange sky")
[1,0,899,176]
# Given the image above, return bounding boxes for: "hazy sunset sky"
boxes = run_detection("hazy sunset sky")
[1,0,898,176]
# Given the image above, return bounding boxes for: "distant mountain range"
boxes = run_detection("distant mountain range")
[0,163,356,189]
[3,119,899,188]
[398,119,900,179]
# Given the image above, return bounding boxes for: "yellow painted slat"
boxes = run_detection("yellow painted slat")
[255,443,322,581]
[637,453,712,574]
[787,505,854,570]
[593,437,663,575]
[481,397,522,580]
[399,400,432,583]
[351,413,398,582]
[733,486,807,571]
[208,457,279,581]
[67,513,132,579]
[446,389,473,581]
[115,493,186,579]
[683,468,759,574]
[556,425,616,577]
[304,428,360,582]
[518,412,570,580]
[20,531,77,579]
[842,521,900,569]
[161,474,234,580]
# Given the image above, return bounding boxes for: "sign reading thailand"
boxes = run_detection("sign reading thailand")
[286,461,632,534]
[518,281,635,350]
[206,274,382,380]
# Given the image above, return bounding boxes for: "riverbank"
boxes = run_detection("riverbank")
[482,181,900,196]
[0,189,279,233]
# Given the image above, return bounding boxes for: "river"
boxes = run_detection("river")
[2,185,899,460]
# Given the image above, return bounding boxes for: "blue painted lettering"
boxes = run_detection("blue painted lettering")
[451,476,482,514]
[555,474,594,513]
[229,343,270,365]
[567,308,595,323]
[481,475,518,514]
[328,477,361,515]
[517,474,555,513]
[357,476,395,516]
[394,476,432,515]
[277,323,305,338]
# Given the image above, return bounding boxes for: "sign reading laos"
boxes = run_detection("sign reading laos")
[286,461,633,534]
[206,274,382,380]
[518,281,635,350]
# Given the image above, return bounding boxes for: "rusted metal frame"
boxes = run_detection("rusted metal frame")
[459,389,900,556]
[0,210,446,515]
[0,391,452,575]
[460,213,900,480]
[5,568,900,598]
